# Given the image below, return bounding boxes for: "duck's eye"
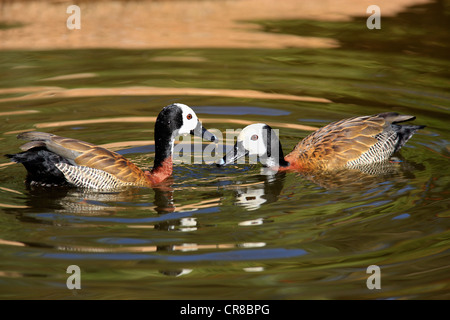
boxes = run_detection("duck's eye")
[186,114,193,120]
[251,134,258,141]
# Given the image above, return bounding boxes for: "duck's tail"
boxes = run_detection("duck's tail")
[393,124,425,153]
[378,112,425,153]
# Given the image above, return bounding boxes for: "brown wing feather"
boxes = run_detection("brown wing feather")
[286,114,387,170]
[18,132,148,185]
[73,146,147,184]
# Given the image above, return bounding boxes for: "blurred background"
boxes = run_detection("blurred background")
[0,0,449,300]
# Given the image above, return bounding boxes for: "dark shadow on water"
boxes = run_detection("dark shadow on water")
[257,0,450,60]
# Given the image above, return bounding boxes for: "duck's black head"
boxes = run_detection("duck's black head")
[155,103,216,141]
[153,103,216,169]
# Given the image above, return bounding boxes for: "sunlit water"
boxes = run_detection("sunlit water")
[0,2,449,299]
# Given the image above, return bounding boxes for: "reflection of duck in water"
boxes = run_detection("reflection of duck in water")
[217,112,425,175]
[232,173,286,211]
[6,104,216,189]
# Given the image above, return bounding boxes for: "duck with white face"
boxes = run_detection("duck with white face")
[153,103,216,172]
[217,123,289,170]
[216,113,425,173]
[7,103,217,189]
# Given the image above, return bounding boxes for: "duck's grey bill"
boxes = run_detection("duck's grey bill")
[216,141,248,167]
[190,121,216,142]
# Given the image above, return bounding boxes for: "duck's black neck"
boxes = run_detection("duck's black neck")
[152,122,175,171]
[152,135,173,171]
[263,126,289,168]
[263,140,289,168]
[277,141,290,167]
[151,106,183,171]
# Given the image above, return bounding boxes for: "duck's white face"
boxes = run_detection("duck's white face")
[152,103,216,171]
[217,123,287,168]
[238,123,269,157]
[175,103,200,135]
[165,103,216,142]
[217,123,272,166]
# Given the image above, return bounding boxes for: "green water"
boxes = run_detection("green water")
[0,2,449,300]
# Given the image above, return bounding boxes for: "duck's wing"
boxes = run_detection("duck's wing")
[285,113,422,171]
[17,131,148,187]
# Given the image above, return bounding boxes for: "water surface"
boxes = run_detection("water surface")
[0,1,449,300]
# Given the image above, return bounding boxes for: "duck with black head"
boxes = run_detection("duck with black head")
[6,103,216,189]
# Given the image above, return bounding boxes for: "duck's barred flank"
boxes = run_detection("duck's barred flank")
[346,130,398,168]
[56,163,134,190]
[285,112,424,171]
[6,104,217,190]
[7,107,423,188]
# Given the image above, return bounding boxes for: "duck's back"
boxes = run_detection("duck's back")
[285,112,424,171]
[8,132,149,188]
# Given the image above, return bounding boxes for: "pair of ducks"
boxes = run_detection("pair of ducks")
[7,103,424,189]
